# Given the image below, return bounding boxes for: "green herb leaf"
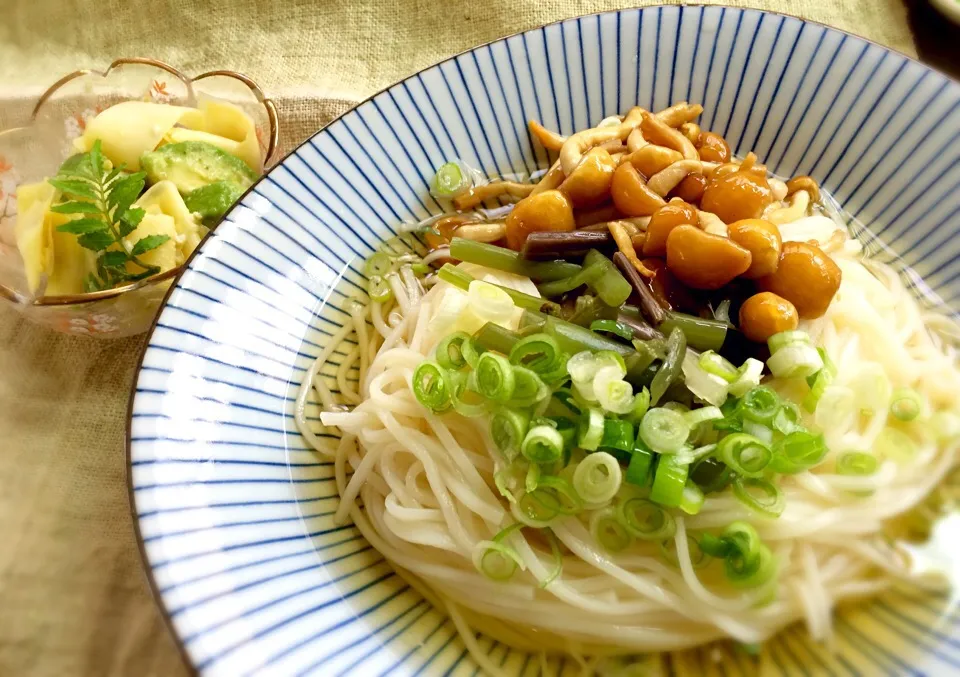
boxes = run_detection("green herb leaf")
[108,172,146,215]
[131,234,170,256]
[50,201,101,215]
[48,178,97,201]
[101,251,129,269]
[89,140,104,178]
[119,207,145,237]
[58,154,93,177]
[55,218,109,235]
[77,231,115,251]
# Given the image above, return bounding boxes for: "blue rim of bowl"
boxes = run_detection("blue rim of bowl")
[124,7,960,674]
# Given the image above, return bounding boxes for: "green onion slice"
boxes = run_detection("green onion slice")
[625,443,656,487]
[718,433,772,478]
[772,401,805,435]
[541,529,563,588]
[594,367,635,415]
[364,251,393,278]
[525,462,541,493]
[660,533,712,569]
[685,406,723,427]
[619,498,676,540]
[639,407,691,454]
[412,361,454,412]
[578,407,605,451]
[628,387,651,423]
[767,342,823,379]
[491,409,530,461]
[509,333,563,375]
[521,425,565,465]
[739,387,781,424]
[890,388,922,422]
[435,331,471,370]
[726,543,777,589]
[573,451,623,504]
[367,274,394,303]
[431,160,470,197]
[475,352,516,402]
[599,418,636,454]
[767,330,812,354]
[509,366,550,407]
[690,456,732,493]
[650,454,689,507]
[732,477,785,518]
[769,430,828,474]
[590,507,633,553]
[836,451,879,476]
[699,351,739,383]
[527,476,583,515]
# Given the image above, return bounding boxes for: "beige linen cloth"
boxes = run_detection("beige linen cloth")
[0,2,918,675]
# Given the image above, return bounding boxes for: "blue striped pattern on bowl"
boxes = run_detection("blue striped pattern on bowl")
[129,6,960,675]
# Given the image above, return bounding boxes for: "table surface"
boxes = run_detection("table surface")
[0,1,956,676]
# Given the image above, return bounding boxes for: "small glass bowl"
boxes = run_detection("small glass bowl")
[0,58,280,338]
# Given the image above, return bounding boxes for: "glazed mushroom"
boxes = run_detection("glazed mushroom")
[647,159,719,196]
[453,181,535,210]
[640,112,699,160]
[528,120,566,150]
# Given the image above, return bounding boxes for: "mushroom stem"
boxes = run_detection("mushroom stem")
[453,181,535,210]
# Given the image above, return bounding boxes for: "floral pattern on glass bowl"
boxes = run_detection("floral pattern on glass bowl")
[0,58,280,338]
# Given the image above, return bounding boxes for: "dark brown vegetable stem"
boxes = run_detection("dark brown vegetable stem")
[612,252,666,325]
[521,231,613,260]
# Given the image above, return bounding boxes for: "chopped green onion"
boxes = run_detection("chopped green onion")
[628,387,651,423]
[449,237,581,282]
[541,529,563,587]
[521,425,565,464]
[739,387,780,424]
[767,342,823,379]
[594,367,636,415]
[582,249,633,307]
[742,419,774,446]
[547,389,581,417]
[509,367,550,407]
[690,456,732,493]
[491,409,530,460]
[599,418,636,456]
[460,336,484,368]
[729,358,765,398]
[772,401,805,435]
[495,466,519,503]
[660,311,727,352]
[435,331,471,370]
[699,532,734,558]
[567,350,626,384]
[732,477,785,518]
[527,476,583,515]
[475,352,516,402]
[619,498,676,540]
[718,433,772,478]
[590,507,633,552]
[626,443,656,487]
[367,274,393,303]
[573,452,623,504]
[650,454,689,507]
[640,407,691,454]
[803,348,836,412]
[699,351,739,383]
[509,333,563,375]
[590,319,636,341]
[726,542,777,589]
[476,540,523,581]
[685,406,723,427]
[364,251,393,277]
[451,376,488,417]
[517,491,558,525]
[769,430,828,474]
[890,388,922,422]
[525,461,541,493]
[412,361,454,412]
[473,323,520,355]
[578,407,605,451]
[681,349,730,408]
[767,330,812,354]
[431,161,470,197]
[836,451,879,476]
[679,482,705,515]
[875,427,917,463]
[651,327,687,405]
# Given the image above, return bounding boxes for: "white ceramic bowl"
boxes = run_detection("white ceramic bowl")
[129,7,960,676]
